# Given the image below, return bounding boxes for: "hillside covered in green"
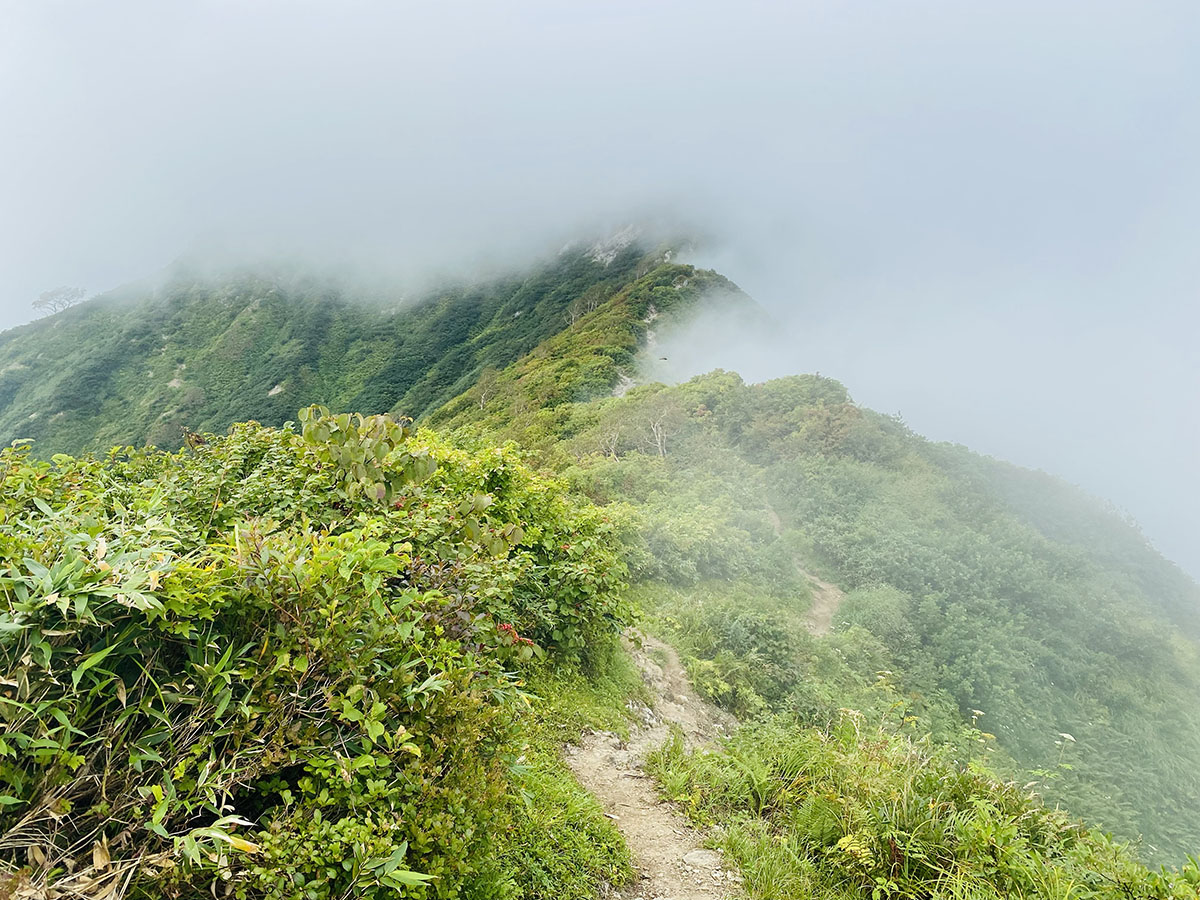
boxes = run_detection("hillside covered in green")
[0,245,651,455]
[3,242,1199,897]
[448,360,1200,858]
[427,257,1200,862]
[1,408,643,898]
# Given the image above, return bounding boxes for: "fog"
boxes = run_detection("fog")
[2,1,1197,574]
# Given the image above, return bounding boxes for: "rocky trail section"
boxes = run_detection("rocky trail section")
[565,634,740,900]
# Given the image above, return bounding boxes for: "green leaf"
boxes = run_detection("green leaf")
[382,869,434,888]
[72,643,119,690]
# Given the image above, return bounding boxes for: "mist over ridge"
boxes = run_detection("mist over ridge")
[8,5,1200,893]
[2,1,1197,573]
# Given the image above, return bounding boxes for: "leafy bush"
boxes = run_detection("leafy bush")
[0,408,631,897]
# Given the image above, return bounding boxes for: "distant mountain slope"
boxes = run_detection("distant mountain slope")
[965,455,1200,638]
[428,261,763,441]
[0,244,656,454]
[432,306,1200,861]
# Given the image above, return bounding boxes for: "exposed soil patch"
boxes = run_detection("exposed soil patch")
[800,571,845,637]
[565,634,740,900]
[764,501,846,636]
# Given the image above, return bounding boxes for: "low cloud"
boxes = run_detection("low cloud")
[2,0,1197,573]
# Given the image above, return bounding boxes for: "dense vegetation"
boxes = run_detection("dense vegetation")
[0,408,637,897]
[3,242,1198,896]
[649,718,1200,899]
[0,245,649,455]
[432,278,1200,863]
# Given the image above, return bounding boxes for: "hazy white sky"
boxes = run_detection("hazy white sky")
[1,1,1197,573]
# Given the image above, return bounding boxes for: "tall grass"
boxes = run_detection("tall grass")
[647,715,1200,899]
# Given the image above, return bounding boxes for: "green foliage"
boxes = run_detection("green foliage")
[648,717,1200,899]
[297,404,435,504]
[0,409,632,897]
[442,351,1200,862]
[428,265,751,452]
[4,232,1200,888]
[639,581,981,752]
[638,582,806,719]
[0,247,649,456]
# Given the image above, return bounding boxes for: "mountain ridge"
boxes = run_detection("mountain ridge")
[2,243,1198,869]
[0,243,672,454]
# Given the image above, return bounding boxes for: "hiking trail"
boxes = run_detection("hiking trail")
[567,501,846,898]
[565,633,740,900]
[764,501,846,636]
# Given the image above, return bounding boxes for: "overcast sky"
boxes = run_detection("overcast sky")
[2,1,1197,575]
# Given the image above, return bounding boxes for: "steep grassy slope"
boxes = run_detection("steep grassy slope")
[648,718,1200,899]
[432,296,1200,862]
[429,260,761,440]
[0,245,650,455]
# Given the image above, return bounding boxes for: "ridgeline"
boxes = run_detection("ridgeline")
[2,240,1198,897]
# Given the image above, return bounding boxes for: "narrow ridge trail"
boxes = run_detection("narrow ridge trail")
[764,502,846,636]
[565,634,741,900]
[799,569,846,637]
[567,506,845,898]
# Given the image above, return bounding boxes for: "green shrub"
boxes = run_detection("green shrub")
[0,408,632,897]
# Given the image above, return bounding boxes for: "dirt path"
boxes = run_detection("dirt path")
[764,502,845,636]
[565,500,845,898]
[565,633,741,900]
[800,573,845,637]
